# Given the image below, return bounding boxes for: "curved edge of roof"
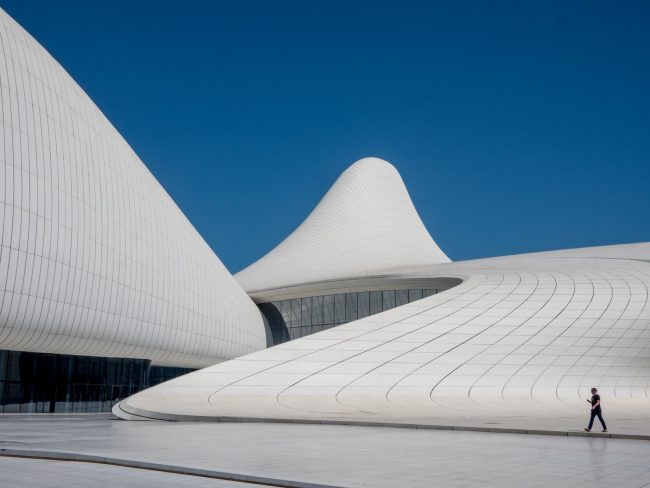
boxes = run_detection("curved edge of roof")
[235,157,450,292]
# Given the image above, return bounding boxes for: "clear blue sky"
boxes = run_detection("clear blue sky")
[4,1,649,272]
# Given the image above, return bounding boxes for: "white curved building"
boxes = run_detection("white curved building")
[235,157,449,294]
[115,242,650,431]
[0,7,267,374]
[235,157,458,346]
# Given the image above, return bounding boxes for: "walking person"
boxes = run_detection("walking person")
[584,387,607,432]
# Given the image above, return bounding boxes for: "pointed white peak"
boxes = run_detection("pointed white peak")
[235,157,450,292]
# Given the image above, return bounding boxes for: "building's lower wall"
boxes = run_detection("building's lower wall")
[0,350,193,413]
[259,288,439,345]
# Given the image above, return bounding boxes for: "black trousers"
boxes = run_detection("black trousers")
[588,409,607,430]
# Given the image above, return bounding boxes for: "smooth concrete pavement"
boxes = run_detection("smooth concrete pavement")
[0,456,267,488]
[1,414,649,487]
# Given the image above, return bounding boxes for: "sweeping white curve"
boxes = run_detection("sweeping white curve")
[117,247,650,430]
[235,157,450,293]
[0,8,267,368]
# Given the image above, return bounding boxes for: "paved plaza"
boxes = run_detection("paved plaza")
[0,456,259,488]
[1,414,649,487]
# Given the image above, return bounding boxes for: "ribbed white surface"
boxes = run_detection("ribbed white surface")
[235,157,450,292]
[0,9,267,367]
[116,243,650,422]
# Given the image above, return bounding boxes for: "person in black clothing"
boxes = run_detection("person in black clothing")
[584,387,607,432]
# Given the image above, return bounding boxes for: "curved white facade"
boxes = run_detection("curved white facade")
[0,9,267,368]
[116,243,650,427]
[235,157,450,293]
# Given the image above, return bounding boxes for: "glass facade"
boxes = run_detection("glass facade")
[0,350,193,413]
[259,288,438,345]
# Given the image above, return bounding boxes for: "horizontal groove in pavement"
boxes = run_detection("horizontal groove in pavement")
[0,448,346,488]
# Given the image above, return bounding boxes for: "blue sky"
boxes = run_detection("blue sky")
[3,1,649,272]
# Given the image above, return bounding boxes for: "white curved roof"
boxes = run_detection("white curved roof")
[235,157,450,292]
[0,9,267,367]
[116,242,650,430]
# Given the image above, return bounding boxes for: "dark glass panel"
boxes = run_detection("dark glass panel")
[280,300,291,328]
[334,294,346,324]
[312,296,324,326]
[369,291,383,315]
[267,302,284,330]
[357,292,370,319]
[382,290,396,310]
[300,297,312,327]
[323,294,335,325]
[345,292,358,322]
[290,299,302,329]
[408,289,423,302]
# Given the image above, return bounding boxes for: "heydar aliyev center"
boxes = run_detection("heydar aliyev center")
[1,9,649,431]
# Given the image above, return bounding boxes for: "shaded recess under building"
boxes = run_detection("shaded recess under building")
[260,288,441,344]
[0,350,192,413]
[252,276,463,345]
